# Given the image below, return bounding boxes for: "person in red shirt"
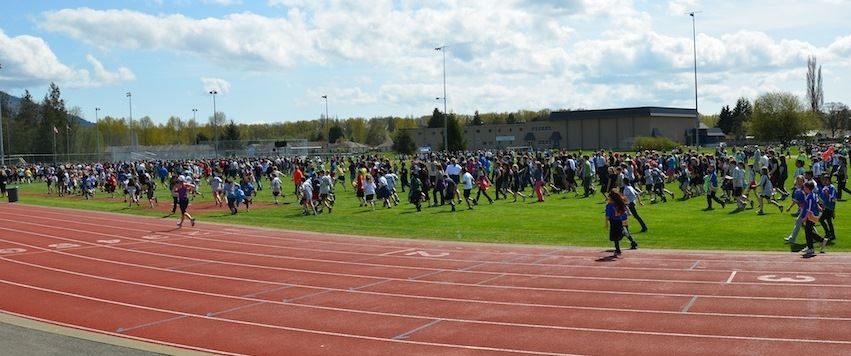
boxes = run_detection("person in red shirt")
[292,165,303,197]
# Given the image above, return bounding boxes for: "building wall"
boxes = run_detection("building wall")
[402,112,694,151]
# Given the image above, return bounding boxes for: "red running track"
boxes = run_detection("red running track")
[0,204,850,355]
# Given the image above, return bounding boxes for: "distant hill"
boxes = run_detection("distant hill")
[0,90,94,127]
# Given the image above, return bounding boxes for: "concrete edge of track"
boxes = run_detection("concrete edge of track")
[0,311,210,356]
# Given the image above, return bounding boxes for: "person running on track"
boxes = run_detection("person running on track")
[174,176,196,228]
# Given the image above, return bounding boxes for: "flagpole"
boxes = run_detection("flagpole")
[66,124,70,163]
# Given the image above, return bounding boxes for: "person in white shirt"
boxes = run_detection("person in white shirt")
[731,161,748,211]
[363,174,377,210]
[623,180,647,232]
[210,174,224,207]
[461,168,475,210]
[300,177,315,215]
[318,170,334,213]
[270,173,283,205]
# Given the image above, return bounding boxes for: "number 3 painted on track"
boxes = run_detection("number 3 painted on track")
[757,275,816,283]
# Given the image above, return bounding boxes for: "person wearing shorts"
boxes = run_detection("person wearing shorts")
[461,168,475,210]
[174,176,196,228]
[271,173,282,204]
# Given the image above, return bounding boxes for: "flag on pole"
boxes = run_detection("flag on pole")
[66,124,71,131]
[53,126,59,134]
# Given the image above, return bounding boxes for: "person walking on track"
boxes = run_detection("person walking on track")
[174,176,196,228]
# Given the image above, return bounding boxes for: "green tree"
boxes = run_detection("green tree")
[39,83,68,156]
[392,130,416,155]
[823,102,850,138]
[470,110,484,126]
[730,97,753,140]
[428,108,445,128]
[749,92,816,144]
[365,119,389,146]
[222,120,242,150]
[328,125,345,143]
[716,105,733,134]
[13,90,39,154]
[506,113,517,124]
[445,114,466,152]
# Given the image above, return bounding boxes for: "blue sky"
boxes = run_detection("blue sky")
[1,0,849,125]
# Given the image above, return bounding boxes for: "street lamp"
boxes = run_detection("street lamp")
[435,45,448,151]
[126,92,135,150]
[192,108,198,121]
[689,12,700,147]
[210,90,218,156]
[321,95,329,126]
[95,107,101,161]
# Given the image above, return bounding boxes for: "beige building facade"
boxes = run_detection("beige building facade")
[403,107,698,151]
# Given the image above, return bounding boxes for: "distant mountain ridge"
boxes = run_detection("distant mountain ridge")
[0,90,94,127]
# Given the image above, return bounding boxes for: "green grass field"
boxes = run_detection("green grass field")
[7,175,847,252]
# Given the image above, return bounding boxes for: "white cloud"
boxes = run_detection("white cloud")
[201,0,242,6]
[35,2,851,118]
[201,77,231,95]
[667,0,701,15]
[0,29,134,89]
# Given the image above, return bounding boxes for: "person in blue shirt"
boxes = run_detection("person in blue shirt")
[801,181,827,256]
[605,190,637,256]
[705,165,726,210]
[819,174,837,241]
[240,177,255,211]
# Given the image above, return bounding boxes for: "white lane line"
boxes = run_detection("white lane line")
[726,271,738,284]
[688,261,701,271]
[0,278,580,356]
[0,309,242,356]
[393,319,442,340]
[5,237,851,324]
[14,208,851,275]
[4,277,851,347]
[381,248,418,256]
[17,207,851,267]
[476,274,506,286]
[681,296,699,313]
[1,229,850,306]
[1,220,847,290]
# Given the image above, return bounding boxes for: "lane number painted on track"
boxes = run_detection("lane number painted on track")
[141,234,168,240]
[183,230,210,236]
[97,239,121,244]
[757,275,816,283]
[405,251,450,258]
[0,248,27,254]
[48,243,81,249]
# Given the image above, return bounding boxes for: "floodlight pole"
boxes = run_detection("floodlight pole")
[690,12,700,148]
[210,90,218,157]
[0,63,4,167]
[322,95,329,125]
[435,46,448,152]
[95,107,101,161]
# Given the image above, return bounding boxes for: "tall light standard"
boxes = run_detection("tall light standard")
[0,63,5,167]
[126,92,135,150]
[191,108,198,145]
[435,45,448,151]
[210,90,218,156]
[95,107,101,161]
[321,95,329,126]
[689,12,700,147]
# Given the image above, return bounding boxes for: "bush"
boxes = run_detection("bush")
[633,136,681,151]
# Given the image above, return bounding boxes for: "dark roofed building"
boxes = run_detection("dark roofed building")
[401,106,701,151]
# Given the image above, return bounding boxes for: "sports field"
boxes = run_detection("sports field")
[9,175,848,252]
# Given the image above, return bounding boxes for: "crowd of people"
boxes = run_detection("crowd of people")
[1,141,847,257]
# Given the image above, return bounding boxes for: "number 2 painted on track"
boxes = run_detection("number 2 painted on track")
[48,243,81,249]
[141,235,168,240]
[757,275,816,283]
